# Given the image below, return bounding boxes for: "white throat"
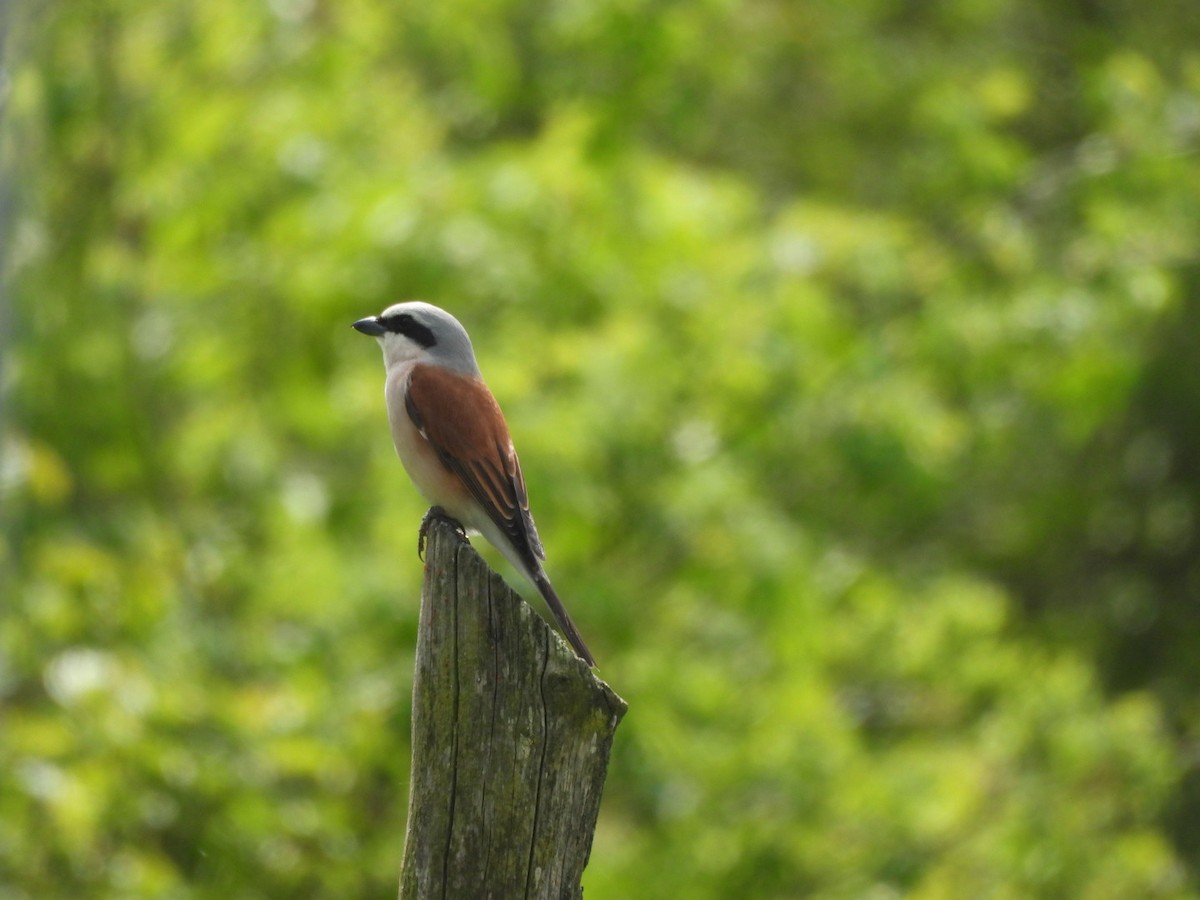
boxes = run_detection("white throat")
[378,335,428,371]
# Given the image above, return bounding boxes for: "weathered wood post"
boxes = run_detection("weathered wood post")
[400,517,627,900]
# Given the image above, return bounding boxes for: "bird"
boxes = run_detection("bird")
[353,301,596,667]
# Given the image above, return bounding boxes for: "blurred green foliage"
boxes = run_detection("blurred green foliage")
[3,1,1200,897]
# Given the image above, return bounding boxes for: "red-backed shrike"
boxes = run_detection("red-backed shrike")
[353,301,596,667]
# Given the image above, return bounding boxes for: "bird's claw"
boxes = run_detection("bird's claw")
[418,506,468,560]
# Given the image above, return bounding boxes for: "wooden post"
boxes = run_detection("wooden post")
[399,518,627,900]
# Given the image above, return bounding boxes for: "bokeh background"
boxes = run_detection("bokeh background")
[3,1,1200,897]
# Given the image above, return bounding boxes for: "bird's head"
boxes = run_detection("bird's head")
[353,301,481,376]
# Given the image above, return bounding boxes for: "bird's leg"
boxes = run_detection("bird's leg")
[418,506,469,560]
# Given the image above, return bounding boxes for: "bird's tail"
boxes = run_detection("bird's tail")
[533,572,596,668]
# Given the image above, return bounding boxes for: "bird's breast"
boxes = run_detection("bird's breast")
[384,363,472,514]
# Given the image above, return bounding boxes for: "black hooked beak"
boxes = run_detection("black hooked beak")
[352,316,387,336]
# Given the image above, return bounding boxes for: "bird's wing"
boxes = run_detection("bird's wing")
[405,363,546,564]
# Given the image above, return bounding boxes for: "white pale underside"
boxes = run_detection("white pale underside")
[383,360,539,585]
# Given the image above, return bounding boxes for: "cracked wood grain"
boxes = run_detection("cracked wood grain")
[399,518,627,900]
